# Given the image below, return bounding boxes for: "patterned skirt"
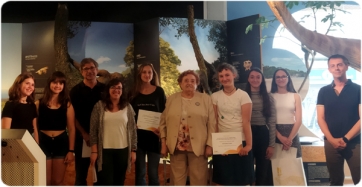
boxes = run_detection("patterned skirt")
[275,124,302,158]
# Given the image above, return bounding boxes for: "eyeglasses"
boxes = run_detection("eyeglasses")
[110,86,122,90]
[82,66,96,71]
[275,75,288,80]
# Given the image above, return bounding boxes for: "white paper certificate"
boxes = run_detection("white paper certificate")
[212,132,243,155]
[137,109,161,131]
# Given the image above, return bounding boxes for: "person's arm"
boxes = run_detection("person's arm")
[159,95,171,158]
[266,95,276,159]
[287,93,302,142]
[32,118,39,144]
[64,103,76,163]
[75,119,90,146]
[89,102,100,166]
[344,104,361,141]
[1,118,11,129]
[239,103,252,156]
[213,105,219,132]
[205,96,216,158]
[2,102,13,129]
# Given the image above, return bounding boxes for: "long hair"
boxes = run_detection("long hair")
[40,71,70,108]
[104,78,128,111]
[128,62,159,101]
[8,72,35,103]
[270,68,297,93]
[245,67,271,118]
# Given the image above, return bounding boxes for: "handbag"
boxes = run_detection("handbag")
[270,143,307,186]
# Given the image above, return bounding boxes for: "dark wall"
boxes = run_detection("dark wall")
[2,1,204,23]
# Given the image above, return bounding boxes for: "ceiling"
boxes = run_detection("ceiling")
[1,1,204,23]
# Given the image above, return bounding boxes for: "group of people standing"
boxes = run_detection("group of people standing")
[1,54,360,186]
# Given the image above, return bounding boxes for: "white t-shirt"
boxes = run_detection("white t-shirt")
[272,92,296,124]
[211,89,252,140]
[103,109,128,149]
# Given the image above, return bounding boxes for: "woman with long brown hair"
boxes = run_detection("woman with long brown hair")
[2,72,39,143]
[35,71,75,185]
[128,62,166,185]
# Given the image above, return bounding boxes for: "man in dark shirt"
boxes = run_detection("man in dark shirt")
[317,54,360,185]
[70,58,105,185]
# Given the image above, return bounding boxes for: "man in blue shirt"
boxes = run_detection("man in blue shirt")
[317,54,360,185]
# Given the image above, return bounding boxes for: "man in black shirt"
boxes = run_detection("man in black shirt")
[317,54,360,185]
[70,58,105,185]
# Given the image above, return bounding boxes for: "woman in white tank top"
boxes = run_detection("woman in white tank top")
[270,69,302,157]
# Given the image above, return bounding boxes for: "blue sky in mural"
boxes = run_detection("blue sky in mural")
[68,22,133,73]
[160,19,220,72]
[227,1,361,136]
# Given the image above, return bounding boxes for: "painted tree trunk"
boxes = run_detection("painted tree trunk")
[267,1,361,71]
[187,5,211,95]
[54,3,83,91]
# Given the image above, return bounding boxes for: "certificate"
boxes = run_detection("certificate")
[82,140,91,158]
[137,109,161,131]
[212,132,243,155]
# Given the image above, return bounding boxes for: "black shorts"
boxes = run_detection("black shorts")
[39,131,69,159]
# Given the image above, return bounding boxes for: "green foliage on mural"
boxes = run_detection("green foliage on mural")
[159,37,181,96]
[263,66,306,79]
[159,17,227,68]
[122,38,181,97]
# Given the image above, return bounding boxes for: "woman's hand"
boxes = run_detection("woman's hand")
[152,128,160,137]
[239,145,251,156]
[64,152,74,164]
[131,151,136,164]
[90,152,98,166]
[204,146,213,158]
[265,146,274,159]
[161,142,169,158]
[277,134,292,148]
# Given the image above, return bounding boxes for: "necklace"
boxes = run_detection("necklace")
[223,87,236,94]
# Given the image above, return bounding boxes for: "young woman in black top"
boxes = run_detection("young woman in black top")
[2,72,39,143]
[35,71,76,185]
[128,63,166,185]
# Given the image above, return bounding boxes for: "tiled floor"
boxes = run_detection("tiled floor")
[62,159,171,186]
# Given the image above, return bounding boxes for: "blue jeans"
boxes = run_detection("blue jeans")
[135,148,161,185]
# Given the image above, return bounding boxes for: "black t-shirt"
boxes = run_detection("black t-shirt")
[70,81,105,134]
[38,100,68,131]
[130,86,166,153]
[1,101,37,134]
[317,79,361,143]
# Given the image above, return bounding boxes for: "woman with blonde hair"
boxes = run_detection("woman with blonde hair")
[128,62,166,185]
[2,72,38,143]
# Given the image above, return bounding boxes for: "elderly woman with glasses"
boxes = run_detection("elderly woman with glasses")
[270,68,302,158]
[159,70,216,185]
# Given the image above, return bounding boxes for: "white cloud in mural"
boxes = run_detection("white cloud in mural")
[119,64,126,68]
[271,58,293,62]
[96,56,111,64]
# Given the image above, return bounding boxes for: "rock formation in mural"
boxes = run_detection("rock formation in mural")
[267,1,361,71]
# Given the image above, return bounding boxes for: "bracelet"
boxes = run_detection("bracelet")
[69,150,75,153]
[342,137,349,143]
[91,152,98,154]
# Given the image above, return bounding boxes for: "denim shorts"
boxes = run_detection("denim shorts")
[39,131,69,159]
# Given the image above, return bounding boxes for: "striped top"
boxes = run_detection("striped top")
[250,92,276,147]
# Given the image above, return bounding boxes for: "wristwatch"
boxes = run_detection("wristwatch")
[342,137,349,143]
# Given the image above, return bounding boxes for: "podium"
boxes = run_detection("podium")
[1,129,46,186]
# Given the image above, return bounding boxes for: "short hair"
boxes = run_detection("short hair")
[8,72,35,103]
[177,70,200,85]
[328,54,349,65]
[216,63,239,79]
[80,58,99,70]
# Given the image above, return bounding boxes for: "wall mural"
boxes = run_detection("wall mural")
[159,17,227,96]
